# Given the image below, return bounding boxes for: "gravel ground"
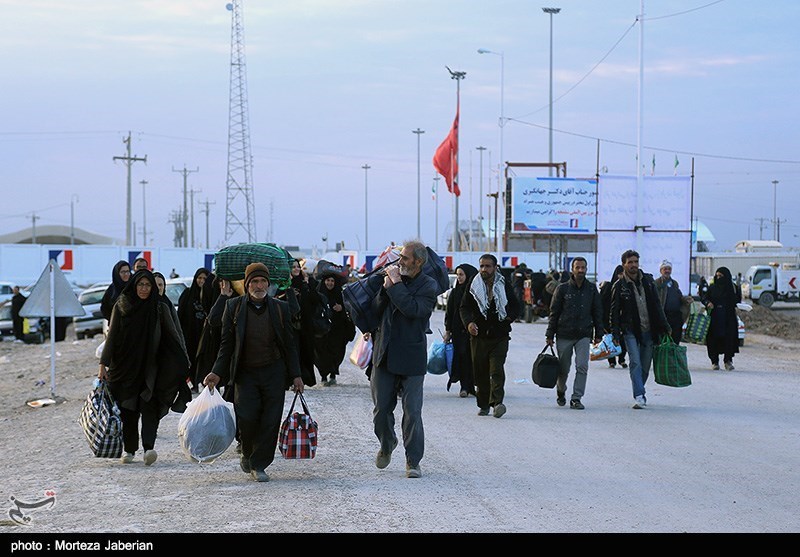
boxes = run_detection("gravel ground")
[1,309,799,536]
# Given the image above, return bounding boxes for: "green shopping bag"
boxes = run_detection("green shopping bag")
[685,302,710,345]
[653,335,691,388]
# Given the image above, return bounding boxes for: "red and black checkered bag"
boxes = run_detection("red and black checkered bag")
[279,392,318,459]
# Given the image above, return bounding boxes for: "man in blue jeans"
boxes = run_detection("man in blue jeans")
[609,250,671,409]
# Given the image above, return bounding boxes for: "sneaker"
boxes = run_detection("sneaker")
[724,361,735,371]
[406,463,422,479]
[375,439,398,469]
[633,396,646,410]
[556,393,566,407]
[250,469,269,482]
[711,363,720,371]
[120,452,135,464]
[240,456,252,474]
[143,449,158,466]
[235,441,242,454]
[477,408,490,416]
[620,361,628,369]
[459,390,468,398]
[570,399,585,410]
[327,376,337,386]
[493,403,507,418]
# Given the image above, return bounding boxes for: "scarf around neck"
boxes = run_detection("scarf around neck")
[469,271,509,320]
[624,270,650,332]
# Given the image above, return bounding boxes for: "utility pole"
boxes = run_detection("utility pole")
[476,146,487,243]
[362,164,371,251]
[30,212,40,244]
[113,132,147,245]
[198,198,216,249]
[172,165,199,247]
[189,187,202,248]
[772,180,780,241]
[168,209,183,248]
[433,175,441,252]
[139,180,148,245]
[70,194,79,245]
[776,219,787,243]
[755,218,768,241]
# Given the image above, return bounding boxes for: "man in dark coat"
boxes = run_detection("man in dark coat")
[369,241,437,479]
[653,260,693,345]
[204,263,303,483]
[545,257,604,410]
[610,250,671,410]
[460,254,521,418]
[10,286,26,341]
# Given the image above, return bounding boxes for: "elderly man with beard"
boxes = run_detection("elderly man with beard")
[460,254,521,418]
[653,260,693,345]
[369,241,437,479]
[204,263,303,483]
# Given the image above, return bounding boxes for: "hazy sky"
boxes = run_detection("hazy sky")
[1,0,798,254]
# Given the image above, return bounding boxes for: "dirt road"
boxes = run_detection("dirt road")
[1,309,799,535]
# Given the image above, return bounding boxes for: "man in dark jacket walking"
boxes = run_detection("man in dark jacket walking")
[653,260,692,345]
[545,257,604,410]
[460,254,521,418]
[10,286,26,341]
[204,263,303,482]
[369,241,437,479]
[610,250,671,409]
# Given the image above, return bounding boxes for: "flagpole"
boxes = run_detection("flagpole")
[448,68,466,253]
[635,0,645,254]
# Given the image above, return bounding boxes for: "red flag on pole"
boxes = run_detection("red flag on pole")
[432,108,460,197]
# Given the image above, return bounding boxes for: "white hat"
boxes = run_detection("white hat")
[660,260,672,269]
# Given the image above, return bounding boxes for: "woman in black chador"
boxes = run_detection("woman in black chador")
[99,269,190,465]
[702,266,741,371]
[314,273,356,386]
[444,263,478,397]
[100,260,131,321]
[177,267,209,390]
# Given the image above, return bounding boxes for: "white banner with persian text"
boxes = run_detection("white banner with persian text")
[596,175,692,289]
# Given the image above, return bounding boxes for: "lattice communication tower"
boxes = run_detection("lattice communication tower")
[224,0,257,244]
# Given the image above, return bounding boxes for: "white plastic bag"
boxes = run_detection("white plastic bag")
[349,334,373,369]
[95,340,105,359]
[177,386,236,464]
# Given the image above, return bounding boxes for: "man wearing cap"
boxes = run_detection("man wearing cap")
[204,263,303,483]
[654,260,692,345]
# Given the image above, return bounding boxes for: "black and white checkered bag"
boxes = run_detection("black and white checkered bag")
[78,380,124,459]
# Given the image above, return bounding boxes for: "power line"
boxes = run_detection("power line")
[647,0,727,21]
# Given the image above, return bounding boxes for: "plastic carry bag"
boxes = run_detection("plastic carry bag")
[78,379,123,459]
[95,339,105,359]
[653,335,692,387]
[426,340,448,375]
[685,302,710,345]
[177,386,236,464]
[349,334,373,369]
[590,333,623,361]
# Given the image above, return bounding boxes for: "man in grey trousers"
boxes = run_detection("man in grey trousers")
[368,241,438,478]
[545,257,604,410]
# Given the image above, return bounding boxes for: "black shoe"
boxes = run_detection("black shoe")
[557,393,566,407]
[477,408,490,416]
[620,361,628,369]
[570,399,585,410]
[250,469,269,482]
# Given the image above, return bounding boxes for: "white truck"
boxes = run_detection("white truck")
[742,263,800,308]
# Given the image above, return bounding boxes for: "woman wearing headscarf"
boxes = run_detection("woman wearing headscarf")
[280,260,318,387]
[702,266,741,371]
[98,269,190,465]
[600,265,627,368]
[443,263,478,397]
[178,267,210,391]
[314,273,356,385]
[100,260,131,321]
[154,271,192,412]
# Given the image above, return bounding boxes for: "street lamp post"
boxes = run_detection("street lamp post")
[542,7,560,177]
[478,48,505,195]
[772,179,779,241]
[413,128,425,240]
[363,164,371,251]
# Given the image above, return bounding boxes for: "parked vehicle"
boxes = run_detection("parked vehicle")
[73,285,108,340]
[436,274,458,311]
[741,263,800,308]
[165,278,188,308]
[0,304,49,344]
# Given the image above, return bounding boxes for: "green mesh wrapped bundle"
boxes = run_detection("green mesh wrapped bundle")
[214,243,292,289]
